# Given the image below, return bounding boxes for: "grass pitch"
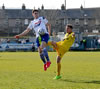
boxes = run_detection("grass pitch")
[0,52,100,89]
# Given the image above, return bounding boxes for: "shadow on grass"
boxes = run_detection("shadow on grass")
[61,79,100,84]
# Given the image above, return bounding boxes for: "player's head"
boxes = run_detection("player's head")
[32,9,39,19]
[66,24,73,33]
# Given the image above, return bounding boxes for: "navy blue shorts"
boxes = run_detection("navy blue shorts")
[36,34,49,47]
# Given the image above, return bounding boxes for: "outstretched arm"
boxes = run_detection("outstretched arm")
[14,28,31,38]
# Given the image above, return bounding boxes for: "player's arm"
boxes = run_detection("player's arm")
[14,28,31,38]
[14,21,33,39]
[46,23,51,36]
[42,17,51,35]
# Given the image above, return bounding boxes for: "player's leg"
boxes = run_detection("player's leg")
[38,47,46,63]
[41,41,51,68]
[57,56,61,76]
[54,56,62,79]
[53,45,64,79]
[41,42,50,61]
[36,37,47,71]
[40,34,51,68]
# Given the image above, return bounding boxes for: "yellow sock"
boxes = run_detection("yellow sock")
[47,41,52,46]
[57,63,61,76]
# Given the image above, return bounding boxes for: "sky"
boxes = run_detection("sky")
[0,0,100,9]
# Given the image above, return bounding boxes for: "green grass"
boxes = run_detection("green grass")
[0,52,100,89]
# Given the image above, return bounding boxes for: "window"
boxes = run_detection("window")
[84,19,88,25]
[15,19,20,26]
[4,19,8,25]
[92,29,99,33]
[56,20,58,25]
[95,19,100,25]
[84,29,88,33]
[13,28,19,33]
[24,19,28,25]
[75,19,79,25]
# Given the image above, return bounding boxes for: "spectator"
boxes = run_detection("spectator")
[98,38,100,46]
[7,39,10,43]
[83,39,87,49]
[22,39,26,44]
[26,39,29,43]
[18,39,21,44]
[32,43,35,52]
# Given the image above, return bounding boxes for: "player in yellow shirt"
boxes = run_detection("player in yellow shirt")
[48,24,75,79]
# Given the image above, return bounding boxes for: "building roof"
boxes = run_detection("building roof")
[0,7,100,19]
[4,9,33,19]
[66,8,100,19]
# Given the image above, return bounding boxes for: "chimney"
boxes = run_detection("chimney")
[2,4,5,10]
[22,4,26,10]
[61,4,65,10]
[41,4,44,10]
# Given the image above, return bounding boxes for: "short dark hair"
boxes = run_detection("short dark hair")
[32,9,39,13]
[67,24,73,29]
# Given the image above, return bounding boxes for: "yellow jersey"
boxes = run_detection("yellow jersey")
[56,32,75,57]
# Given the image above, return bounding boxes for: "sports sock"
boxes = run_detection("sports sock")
[47,41,52,46]
[40,53,46,64]
[57,63,61,76]
[43,48,50,62]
